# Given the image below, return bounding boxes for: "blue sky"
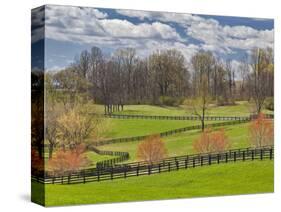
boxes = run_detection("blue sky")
[31,5,274,71]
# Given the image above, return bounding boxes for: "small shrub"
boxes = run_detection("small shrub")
[137,134,167,164]
[48,144,90,176]
[193,128,230,153]
[249,113,274,147]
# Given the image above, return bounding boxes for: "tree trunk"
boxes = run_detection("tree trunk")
[49,145,54,159]
[201,118,205,132]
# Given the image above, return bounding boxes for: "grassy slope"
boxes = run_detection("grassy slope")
[44,151,115,170]
[99,123,250,162]
[112,101,272,116]
[39,160,273,206]
[102,119,202,139]
[85,151,115,168]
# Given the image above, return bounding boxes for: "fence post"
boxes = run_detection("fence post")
[225,153,228,163]
[148,165,151,175]
[208,154,211,165]
[111,167,113,180]
[137,165,139,176]
[176,161,179,170]
[193,158,195,168]
[270,148,273,160]
[217,154,220,164]
[124,167,127,178]
[168,162,171,172]
[185,158,188,169]
[252,150,254,160]
[158,163,161,173]
[260,149,263,160]
[82,172,85,184]
[68,174,70,184]
[201,156,203,166]
[97,170,100,181]
[243,151,245,161]
[234,151,236,162]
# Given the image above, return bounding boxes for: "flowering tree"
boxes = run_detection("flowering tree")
[57,108,94,150]
[137,134,167,164]
[249,113,274,147]
[193,128,230,153]
[48,144,90,176]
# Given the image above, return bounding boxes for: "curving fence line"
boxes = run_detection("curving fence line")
[34,114,274,184]
[93,118,251,146]
[88,146,129,168]
[32,145,274,184]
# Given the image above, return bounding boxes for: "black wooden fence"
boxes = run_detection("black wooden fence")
[93,119,251,146]
[105,114,249,121]
[43,114,273,150]
[32,146,274,184]
[88,146,130,168]
[105,113,274,121]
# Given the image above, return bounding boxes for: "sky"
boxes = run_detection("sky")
[31,5,274,71]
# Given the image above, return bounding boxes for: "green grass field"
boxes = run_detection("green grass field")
[33,160,273,206]
[36,102,274,206]
[111,101,272,116]
[44,151,115,169]
[85,151,115,168]
[99,123,250,162]
[101,119,203,139]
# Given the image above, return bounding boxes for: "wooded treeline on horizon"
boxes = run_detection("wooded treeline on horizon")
[40,46,273,113]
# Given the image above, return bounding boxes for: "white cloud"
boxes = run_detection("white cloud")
[92,8,108,19]
[31,6,45,43]
[115,9,152,20]
[35,5,274,70]
[116,9,274,54]
[43,5,181,44]
[99,19,181,39]
[116,9,200,25]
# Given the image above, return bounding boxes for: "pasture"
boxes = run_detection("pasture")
[37,102,274,206]
[98,123,250,163]
[34,160,273,206]
[112,101,273,116]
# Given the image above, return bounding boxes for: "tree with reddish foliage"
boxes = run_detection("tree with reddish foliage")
[193,128,230,153]
[47,144,90,176]
[249,113,274,147]
[137,134,167,164]
[193,128,212,153]
[211,129,230,152]
[31,148,44,176]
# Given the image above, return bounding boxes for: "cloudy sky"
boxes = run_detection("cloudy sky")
[31,5,274,71]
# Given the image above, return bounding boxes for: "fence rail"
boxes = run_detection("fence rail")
[32,146,274,185]
[43,114,273,150]
[92,119,251,146]
[88,146,130,168]
[104,113,274,121]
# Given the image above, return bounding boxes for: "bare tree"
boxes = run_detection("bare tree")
[185,74,210,131]
[78,50,91,79]
[249,48,271,113]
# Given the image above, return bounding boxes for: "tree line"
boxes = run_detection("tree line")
[48,46,273,115]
